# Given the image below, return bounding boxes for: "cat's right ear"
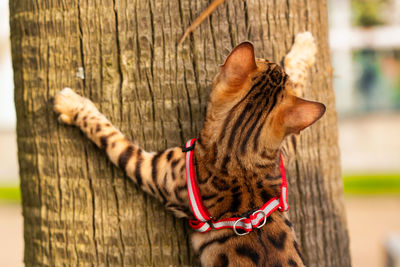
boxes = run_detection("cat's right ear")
[220,42,257,87]
[281,95,326,134]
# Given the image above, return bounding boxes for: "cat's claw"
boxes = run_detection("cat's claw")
[54,88,90,125]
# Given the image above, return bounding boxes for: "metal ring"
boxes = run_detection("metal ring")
[233,218,250,236]
[252,210,267,229]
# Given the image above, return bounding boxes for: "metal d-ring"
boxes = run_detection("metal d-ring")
[233,217,249,236]
[252,210,267,229]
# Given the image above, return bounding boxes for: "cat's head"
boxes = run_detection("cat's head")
[199,42,325,164]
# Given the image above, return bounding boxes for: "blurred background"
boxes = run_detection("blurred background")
[1,0,399,266]
[329,0,400,266]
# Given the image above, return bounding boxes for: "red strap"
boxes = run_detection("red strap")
[185,139,211,222]
[279,154,289,212]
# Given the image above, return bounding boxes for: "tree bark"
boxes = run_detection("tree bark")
[11,0,351,266]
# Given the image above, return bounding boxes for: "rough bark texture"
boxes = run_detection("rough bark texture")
[11,0,351,266]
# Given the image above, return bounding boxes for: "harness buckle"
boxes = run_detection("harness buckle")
[233,218,250,236]
[252,210,267,228]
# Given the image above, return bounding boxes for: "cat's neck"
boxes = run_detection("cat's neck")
[193,140,283,220]
[194,136,281,177]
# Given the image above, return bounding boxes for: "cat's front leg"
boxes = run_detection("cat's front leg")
[54,88,119,148]
[284,32,317,97]
[54,88,191,218]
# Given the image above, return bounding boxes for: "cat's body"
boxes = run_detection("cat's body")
[54,32,324,267]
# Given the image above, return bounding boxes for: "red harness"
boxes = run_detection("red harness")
[184,138,289,235]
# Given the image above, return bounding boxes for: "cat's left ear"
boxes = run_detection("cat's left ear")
[220,42,257,87]
[281,95,326,134]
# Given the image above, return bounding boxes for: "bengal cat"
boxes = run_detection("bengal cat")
[54,32,325,267]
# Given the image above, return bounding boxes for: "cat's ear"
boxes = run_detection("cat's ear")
[220,42,257,86]
[282,96,326,134]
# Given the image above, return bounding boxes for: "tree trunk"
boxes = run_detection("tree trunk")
[11,0,351,266]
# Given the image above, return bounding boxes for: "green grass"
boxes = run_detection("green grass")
[343,174,400,195]
[0,186,21,203]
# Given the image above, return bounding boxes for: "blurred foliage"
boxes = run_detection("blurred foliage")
[351,0,388,27]
[0,186,21,203]
[343,174,400,194]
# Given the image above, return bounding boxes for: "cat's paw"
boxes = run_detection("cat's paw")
[285,31,317,68]
[54,88,91,125]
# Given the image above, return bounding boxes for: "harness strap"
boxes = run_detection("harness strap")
[279,154,289,212]
[184,138,289,235]
[185,139,211,222]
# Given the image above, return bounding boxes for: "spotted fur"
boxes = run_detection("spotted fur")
[54,32,324,266]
